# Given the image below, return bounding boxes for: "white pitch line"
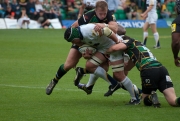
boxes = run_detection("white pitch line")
[0,84,164,97]
[0,84,127,95]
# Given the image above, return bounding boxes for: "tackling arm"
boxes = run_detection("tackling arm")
[106,43,127,54]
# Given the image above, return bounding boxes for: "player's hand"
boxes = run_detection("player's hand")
[82,49,94,59]
[94,23,104,32]
[141,13,147,20]
[174,57,180,67]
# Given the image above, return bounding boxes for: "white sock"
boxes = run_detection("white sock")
[94,66,111,84]
[121,76,136,100]
[153,32,160,47]
[142,32,148,44]
[86,74,99,87]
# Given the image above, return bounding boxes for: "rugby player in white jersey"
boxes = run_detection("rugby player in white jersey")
[141,0,161,49]
[64,23,141,105]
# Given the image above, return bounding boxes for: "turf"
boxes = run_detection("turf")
[0,28,180,121]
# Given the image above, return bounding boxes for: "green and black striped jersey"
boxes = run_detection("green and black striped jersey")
[123,38,162,71]
[78,9,116,25]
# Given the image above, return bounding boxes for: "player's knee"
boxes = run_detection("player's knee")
[144,96,153,106]
[64,62,77,71]
[167,99,178,107]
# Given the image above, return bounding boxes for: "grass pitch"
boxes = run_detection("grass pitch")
[0,28,180,121]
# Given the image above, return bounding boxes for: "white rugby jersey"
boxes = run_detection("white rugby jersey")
[146,0,157,14]
[79,23,115,54]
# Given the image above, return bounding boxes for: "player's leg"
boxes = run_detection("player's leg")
[142,22,149,46]
[109,51,140,104]
[75,52,121,94]
[75,61,109,95]
[158,66,180,106]
[163,88,180,106]
[150,14,160,48]
[77,61,109,95]
[46,46,82,95]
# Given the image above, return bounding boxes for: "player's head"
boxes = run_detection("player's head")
[176,0,180,14]
[64,27,81,42]
[117,23,126,35]
[95,0,108,20]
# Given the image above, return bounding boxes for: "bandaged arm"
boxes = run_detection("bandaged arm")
[102,27,120,44]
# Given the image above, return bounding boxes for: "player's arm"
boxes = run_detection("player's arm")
[171,33,180,67]
[78,3,86,19]
[106,43,127,54]
[94,22,118,33]
[71,20,79,28]
[107,21,118,33]
[71,39,84,47]
[141,0,154,18]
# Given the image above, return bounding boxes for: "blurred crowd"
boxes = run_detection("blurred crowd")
[0,0,177,28]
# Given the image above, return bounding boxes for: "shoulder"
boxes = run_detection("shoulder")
[106,10,116,22]
[172,15,180,24]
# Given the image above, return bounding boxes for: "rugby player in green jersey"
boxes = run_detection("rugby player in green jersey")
[107,35,180,107]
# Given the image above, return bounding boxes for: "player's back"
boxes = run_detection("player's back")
[79,23,115,53]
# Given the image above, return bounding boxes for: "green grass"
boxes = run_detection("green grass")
[0,28,180,121]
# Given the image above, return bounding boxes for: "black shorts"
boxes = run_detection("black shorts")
[171,15,180,33]
[140,66,173,94]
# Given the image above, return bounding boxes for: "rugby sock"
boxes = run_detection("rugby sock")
[153,32,160,47]
[94,66,111,84]
[107,74,118,86]
[78,67,90,74]
[142,32,148,46]
[121,76,136,100]
[175,97,180,106]
[86,74,98,88]
[54,64,67,82]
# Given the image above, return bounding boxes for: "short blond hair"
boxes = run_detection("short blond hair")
[95,0,108,11]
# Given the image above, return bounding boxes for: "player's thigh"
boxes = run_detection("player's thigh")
[100,60,109,72]
[86,52,107,71]
[150,24,157,33]
[109,51,126,81]
[163,87,177,106]
[143,22,149,31]
[64,48,82,70]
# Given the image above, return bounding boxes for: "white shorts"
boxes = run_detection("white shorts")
[109,50,124,62]
[123,53,130,63]
[145,12,158,24]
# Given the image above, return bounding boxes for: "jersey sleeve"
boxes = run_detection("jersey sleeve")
[106,11,116,23]
[78,11,94,25]
[149,0,155,6]
[122,38,134,48]
[171,16,180,33]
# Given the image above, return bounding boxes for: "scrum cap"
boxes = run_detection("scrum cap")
[64,27,80,42]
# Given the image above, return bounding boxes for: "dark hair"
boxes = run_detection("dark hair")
[122,35,131,40]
